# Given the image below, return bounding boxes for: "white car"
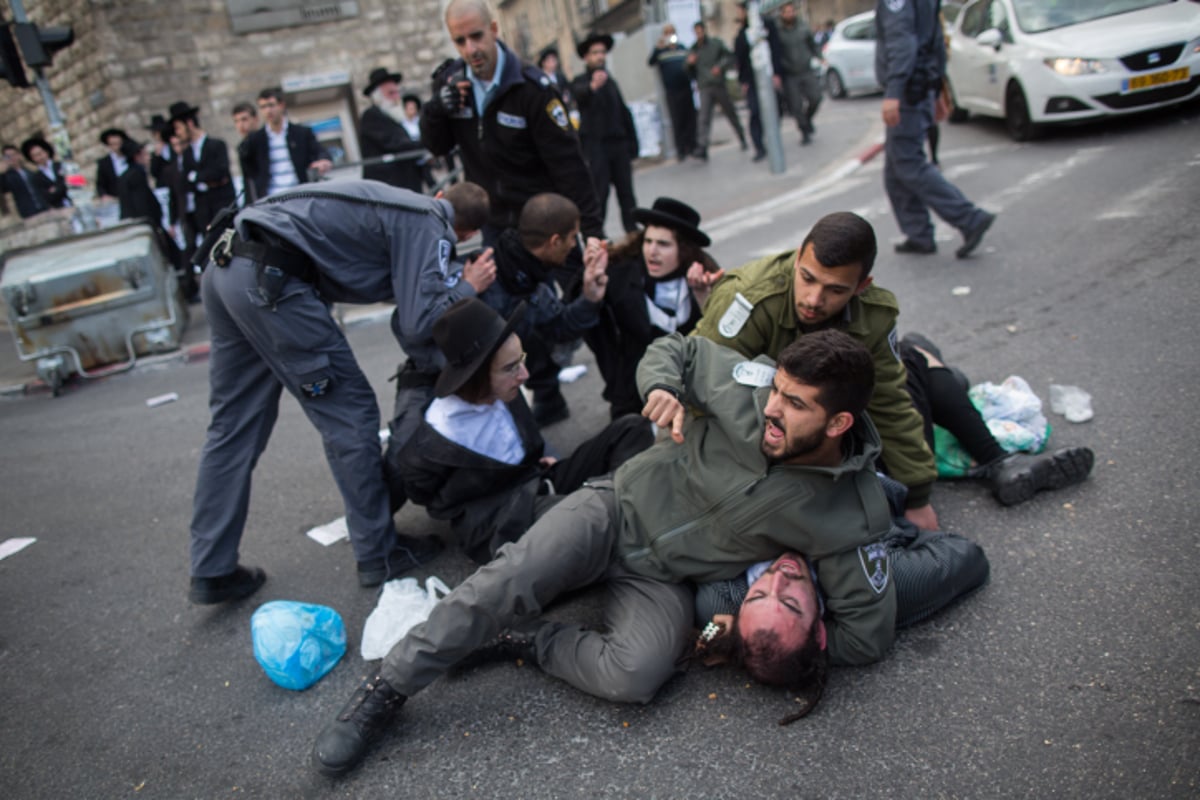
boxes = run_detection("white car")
[822,10,880,98]
[946,0,1200,140]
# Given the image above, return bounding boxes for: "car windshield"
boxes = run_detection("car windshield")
[1012,0,1175,34]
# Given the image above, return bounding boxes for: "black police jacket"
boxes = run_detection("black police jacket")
[420,40,603,237]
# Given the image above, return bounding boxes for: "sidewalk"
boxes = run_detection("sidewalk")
[0,104,885,395]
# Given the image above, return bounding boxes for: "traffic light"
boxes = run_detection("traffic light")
[14,22,73,69]
[0,23,29,87]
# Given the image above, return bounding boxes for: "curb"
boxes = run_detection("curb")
[0,341,214,397]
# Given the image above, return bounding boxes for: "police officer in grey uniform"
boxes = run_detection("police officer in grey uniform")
[187,180,494,605]
[876,0,995,258]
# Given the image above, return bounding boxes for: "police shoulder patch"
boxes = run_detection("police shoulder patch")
[438,239,451,277]
[546,98,570,130]
[858,542,890,594]
[885,0,907,12]
[888,325,900,362]
[717,291,754,338]
[732,361,776,388]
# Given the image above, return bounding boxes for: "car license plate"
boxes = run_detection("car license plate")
[1123,66,1189,93]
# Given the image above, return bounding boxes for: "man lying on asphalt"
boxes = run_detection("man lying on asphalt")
[312,329,897,777]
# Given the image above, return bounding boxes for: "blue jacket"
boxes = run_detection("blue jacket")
[875,0,947,102]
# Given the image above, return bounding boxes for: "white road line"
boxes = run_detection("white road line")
[980,146,1109,212]
[1096,173,1178,220]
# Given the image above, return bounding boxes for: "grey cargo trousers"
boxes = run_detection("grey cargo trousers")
[884,92,988,248]
[189,255,396,577]
[380,482,694,704]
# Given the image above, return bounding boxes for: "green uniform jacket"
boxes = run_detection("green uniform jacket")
[614,333,896,666]
[689,36,734,89]
[692,250,936,507]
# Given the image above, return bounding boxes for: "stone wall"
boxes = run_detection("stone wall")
[1,0,453,222]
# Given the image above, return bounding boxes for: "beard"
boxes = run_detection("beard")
[761,416,826,464]
[372,88,407,123]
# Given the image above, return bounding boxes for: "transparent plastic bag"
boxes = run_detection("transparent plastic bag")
[360,575,451,661]
[935,375,1050,477]
[251,601,346,691]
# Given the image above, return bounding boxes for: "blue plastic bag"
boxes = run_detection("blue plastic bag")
[251,601,347,691]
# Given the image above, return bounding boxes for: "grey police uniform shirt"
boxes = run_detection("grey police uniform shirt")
[235,180,475,372]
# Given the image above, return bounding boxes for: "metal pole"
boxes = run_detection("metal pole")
[9,0,73,160]
[748,0,785,174]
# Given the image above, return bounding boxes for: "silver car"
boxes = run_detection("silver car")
[821,3,964,99]
[822,10,880,98]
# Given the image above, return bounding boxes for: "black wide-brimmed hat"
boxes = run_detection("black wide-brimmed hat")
[633,197,711,247]
[168,101,200,122]
[433,299,527,398]
[401,93,422,109]
[363,66,403,97]
[98,127,129,145]
[576,32,614,59]
[20,136,54,161]
[144,113,167,131]
[537,44,559,68]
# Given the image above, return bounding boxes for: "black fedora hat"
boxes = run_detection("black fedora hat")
[401,93,422,109]
[20,136,55,162]
[168,101,200,122]
[633,197,711,247]
[98,127,129,145]
[144,113,167,131]
[576,32,614,59]
[363,66,403,97]
[433,299,527,398]
[537,44,559,68]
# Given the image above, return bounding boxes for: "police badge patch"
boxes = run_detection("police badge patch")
[888,326,900,362]
[858,542,890,594]
[732,361,776,388]
[885,0,907,11]
[438,239,451,277]
[546,99,570,130]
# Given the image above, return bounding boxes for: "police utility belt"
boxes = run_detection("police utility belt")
[224,228,317,284]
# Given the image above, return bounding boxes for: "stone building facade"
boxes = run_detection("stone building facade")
[1,0,453,221]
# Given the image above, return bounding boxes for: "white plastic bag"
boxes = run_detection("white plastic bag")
[360,575,451,660]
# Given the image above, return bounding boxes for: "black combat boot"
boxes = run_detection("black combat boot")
[452,628,539,673]
[312,674,406,777]
[987,447,1094,506]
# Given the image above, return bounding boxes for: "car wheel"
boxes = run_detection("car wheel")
[946,79,968,123]
[1005,82,1040,141]
[825,69,846,99]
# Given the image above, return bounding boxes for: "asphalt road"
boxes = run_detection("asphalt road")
[1,96,1198,799]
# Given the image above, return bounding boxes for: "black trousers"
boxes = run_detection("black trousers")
[585,139,638,234]
[901,340,1006,467]
[664,87,697,158]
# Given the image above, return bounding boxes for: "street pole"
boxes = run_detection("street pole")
[9,0,72,161]
[748,1,785,174]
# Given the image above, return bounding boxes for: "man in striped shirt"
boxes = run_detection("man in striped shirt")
[241,87,332,200]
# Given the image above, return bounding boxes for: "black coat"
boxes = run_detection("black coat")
[181,135,236,234]
[570,68,638,155]
[117,163,162,227]
[398,394,545,562]
[420,40,603,237]
[30,161,70,209]
[358,106,425,192]
[94,153,123,199]
[584,255,704,416]
[240,122,329,200]
[1,166,51,218]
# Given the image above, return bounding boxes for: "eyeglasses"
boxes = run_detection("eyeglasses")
[495,351,527,376]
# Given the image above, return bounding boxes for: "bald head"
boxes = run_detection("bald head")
[445,0,492,25]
